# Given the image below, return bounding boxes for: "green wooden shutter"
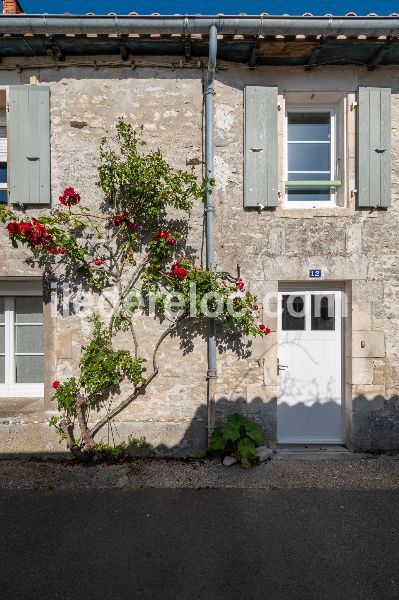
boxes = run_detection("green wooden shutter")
[244,86,278,208]
[9,85,50,205]
[357,87,391,208]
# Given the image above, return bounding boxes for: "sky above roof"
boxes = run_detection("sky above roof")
[17,1,399,15]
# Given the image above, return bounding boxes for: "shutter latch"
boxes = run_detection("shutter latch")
[250,147,263,153]
[26,156,40,161]
[375,148,387,153]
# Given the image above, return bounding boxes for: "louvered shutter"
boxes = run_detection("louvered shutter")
[357,87,391,208]
[9,85,50,205]
[244,86,278,208]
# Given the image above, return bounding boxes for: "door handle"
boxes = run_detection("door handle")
[277,358,288,375]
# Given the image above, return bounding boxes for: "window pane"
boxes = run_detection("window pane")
[288,112,330,141]
[288,143,330,172]
[0,356,4,384]
[282,295,306,331]
[15,297,43,323]
[0,127,7,163]
[16,355,44,384]
[0,189,7,204]
[15,325,43,354]
[312,295,335,331]
[287,189,331,202]
[0,325,4,354]
[0,162,6,185]
[0,297,4,323]
[287,172,331,182]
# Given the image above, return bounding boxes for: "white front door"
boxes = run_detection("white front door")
[277,289,343,444]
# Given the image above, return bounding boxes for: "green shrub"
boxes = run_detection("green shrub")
[95,441,127,461]
[126,435,156,457]
[210,413,264,465]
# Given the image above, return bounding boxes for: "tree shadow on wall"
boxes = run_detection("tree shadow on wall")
[352,393,399,452]
[155,393,277,457]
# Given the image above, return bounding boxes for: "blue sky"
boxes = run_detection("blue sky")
[18,1,399,16]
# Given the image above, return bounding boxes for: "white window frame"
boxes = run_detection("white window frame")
[0,109,7,204]
[0,285,44,398]
[284,106,337,209]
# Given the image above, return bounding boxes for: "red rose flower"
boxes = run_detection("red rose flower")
[126,221,137,232]
[113,211,129,226]
[265,327,271,335]
[48,246,58,254]
[259,324,266,331]
[59,187,81,206]
[169,237,177,246]
[236,278,245,291]
[7,222,21,235]
[113,212,136,231]
[253,304,259,311]
[52,380,60,389]
[94,258,104,266]
[171,265,188,279]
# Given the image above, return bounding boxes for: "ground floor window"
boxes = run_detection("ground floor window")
[0,294,44,397]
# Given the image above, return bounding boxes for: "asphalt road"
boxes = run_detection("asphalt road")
[1,489,398,600]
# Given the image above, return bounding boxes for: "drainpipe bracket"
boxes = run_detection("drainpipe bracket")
[206,370,218,380]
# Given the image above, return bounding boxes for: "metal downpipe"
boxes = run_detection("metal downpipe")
[205,24,217,447]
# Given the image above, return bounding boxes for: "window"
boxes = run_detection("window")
[311,294,335,331]
[0,108,7,204]
[0,294,43,397]
[281,294,306,331]
[285,108,340,208]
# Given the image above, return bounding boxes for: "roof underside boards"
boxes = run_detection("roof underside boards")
[1,36,399,67]
[1,15,399,67]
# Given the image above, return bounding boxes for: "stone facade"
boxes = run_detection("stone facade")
[0,58,398,455]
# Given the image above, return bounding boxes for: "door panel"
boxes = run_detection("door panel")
[277,290,342,443]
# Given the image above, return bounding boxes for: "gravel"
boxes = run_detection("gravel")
[1,452,399,490]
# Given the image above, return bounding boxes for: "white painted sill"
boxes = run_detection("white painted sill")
[0,384,44,398]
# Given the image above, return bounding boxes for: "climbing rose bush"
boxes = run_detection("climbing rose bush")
[0,119,269,460]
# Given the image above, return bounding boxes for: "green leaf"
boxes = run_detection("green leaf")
[221,420,241,443]
[210,429,226,451]
[244,421,264,446]
[237,437,257,461]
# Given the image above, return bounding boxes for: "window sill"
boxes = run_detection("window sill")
[276,206,353,218]
[0,384,44,398]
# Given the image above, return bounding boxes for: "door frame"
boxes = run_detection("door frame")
[277,282,346,444]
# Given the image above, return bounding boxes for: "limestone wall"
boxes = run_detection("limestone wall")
[0,61,398,454]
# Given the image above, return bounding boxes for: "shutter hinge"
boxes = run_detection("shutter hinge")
[351,189,358,197]
[277,102,282,111]
[351,101,358,111]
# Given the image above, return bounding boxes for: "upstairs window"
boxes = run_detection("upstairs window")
[285,108,340,208]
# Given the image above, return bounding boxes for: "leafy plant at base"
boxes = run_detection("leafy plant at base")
[210,413,265,466]
[0,119,270,461]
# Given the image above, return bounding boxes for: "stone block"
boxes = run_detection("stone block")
[352,304,371,331]
[350,358,373,385]
[352,331,385,358]
[56,330,73,359]
[352,385,385,408]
